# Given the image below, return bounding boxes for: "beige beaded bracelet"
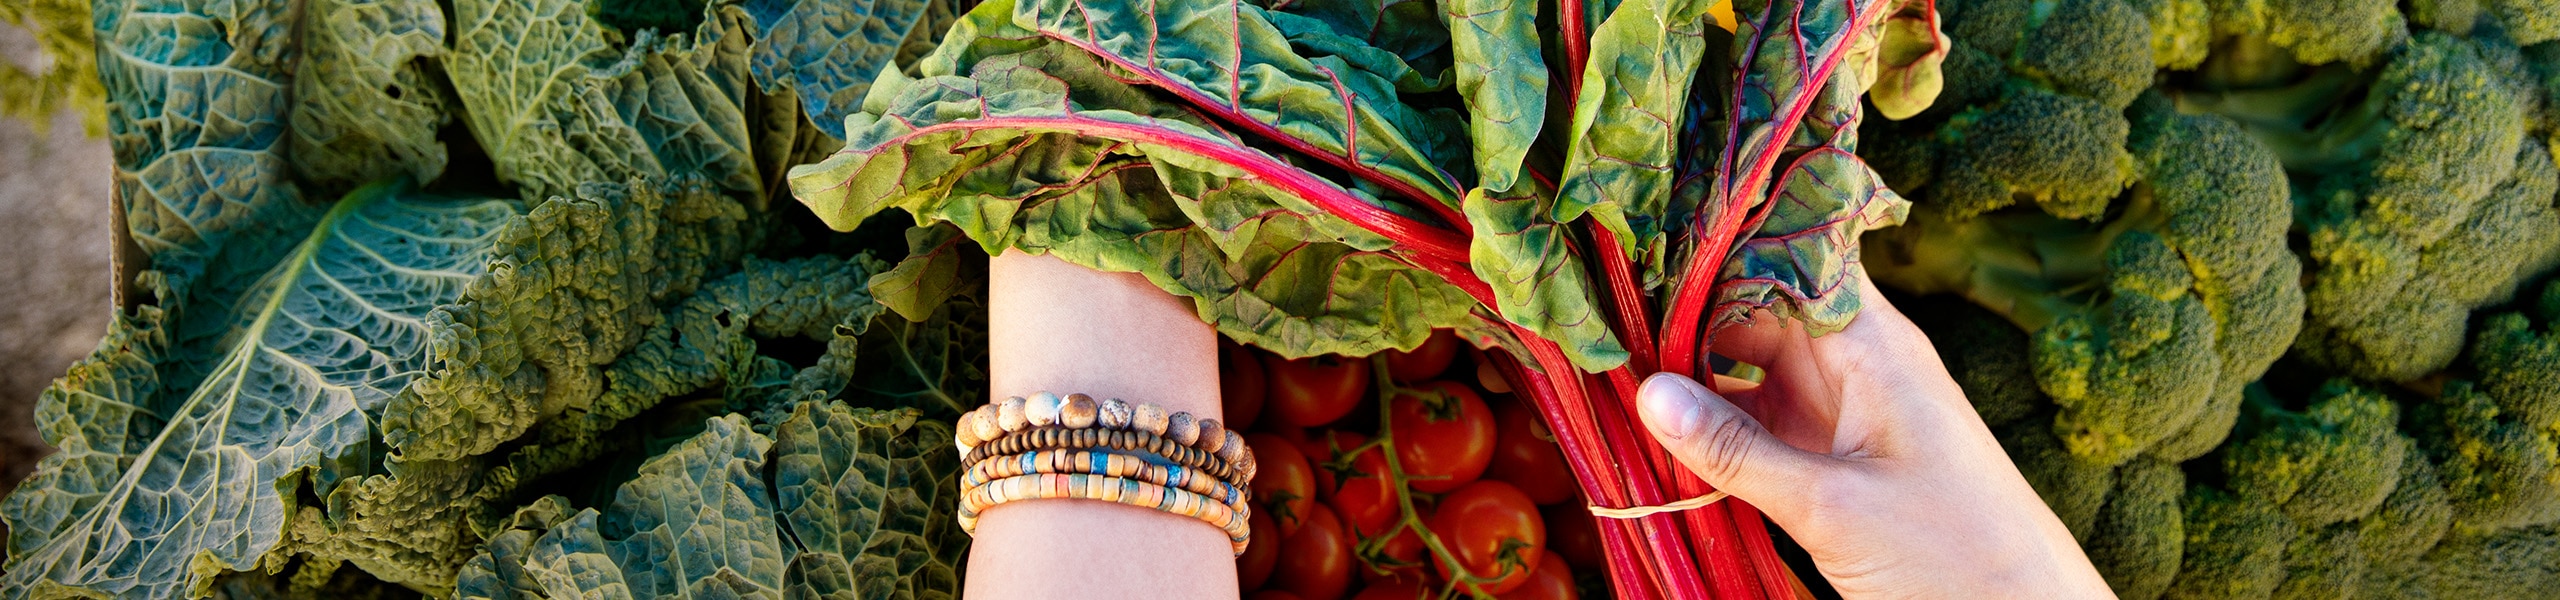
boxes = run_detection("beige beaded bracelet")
[955,393,1255,481]
[956,394,1245,463]
[965,447,1250,507]
[958,472,1253,555]
[963,426,1243,482]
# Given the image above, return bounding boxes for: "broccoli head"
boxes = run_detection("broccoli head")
[2469,281,2560,430]
[1869,105,2296,466]
[2491,0,2560,46]
[2182,32,2555,381]
[2128,0,2215,69]
[2085,458,2188,600]
[2167,486,2303,600]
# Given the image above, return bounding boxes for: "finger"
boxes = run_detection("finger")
[1636,372,1840,522]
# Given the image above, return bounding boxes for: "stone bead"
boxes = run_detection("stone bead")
[1166,411,1200,445]
[1234,445,1258,482]
[997,396,1029,432]
[954,408,987,448]
[1098,398,1135,429]
[1133,403,1171,436]
[1216,431,1247,465]
[1026,392,1063,427]
[1060,393,1099,428]
[1194,419,1226,453]
[972,408,1005,445]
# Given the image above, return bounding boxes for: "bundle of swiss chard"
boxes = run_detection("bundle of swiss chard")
[783,0,1947,597]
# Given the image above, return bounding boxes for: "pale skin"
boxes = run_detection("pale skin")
[978,252,2108,598]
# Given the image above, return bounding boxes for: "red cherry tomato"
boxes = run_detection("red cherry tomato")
[1360,525,1429,585]
[1329,449,1400,537]
[1540,501,1606,572]
[1387,381,1495,493]
[1350,579,1429,600]
[1223,340,1271,431]
[1488,398,1577,505]
[1250,592,1307,600]
[1250,433,1318,537]
[1276,504,1355,600]
[1495,550,1577,600]
[1264,354,1369,428]
[1427,480,1546,595]
[1299,431,1365,502]
[1238,507,1281,591]
[1381,330,1460,383]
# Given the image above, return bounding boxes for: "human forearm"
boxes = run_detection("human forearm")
[968,252,1234,600]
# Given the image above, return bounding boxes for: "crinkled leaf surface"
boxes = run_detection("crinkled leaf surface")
[0,183,517,600]
[1560,0,1724,247]
[772,404,966,600]
[744,0,981,139]
[95,0,306,293]
[445,0,763,201]
[1463,186,1628,371]
[459,405,963,600]
[456,415,788,600]
[288,0,453,191]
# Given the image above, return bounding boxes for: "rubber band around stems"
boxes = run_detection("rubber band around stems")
[1586,490,1731,519]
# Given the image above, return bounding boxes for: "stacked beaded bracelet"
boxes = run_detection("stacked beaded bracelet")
[953,393,1258,555]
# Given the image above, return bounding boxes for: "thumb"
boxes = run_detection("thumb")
[1637,372,1835,513]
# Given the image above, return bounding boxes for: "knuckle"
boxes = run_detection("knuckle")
[1698,414,1763,484]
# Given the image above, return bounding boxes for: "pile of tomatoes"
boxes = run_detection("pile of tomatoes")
[1227,331,1604,600]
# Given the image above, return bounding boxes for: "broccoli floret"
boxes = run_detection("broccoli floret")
[2086,458,2187,600]
[2273,524,2367,600]
[2128,0,2215,69]
[1882,0,2155,220]
[2210,0,2407,66]
[2295,138,2560,381]
[2355,454,2455,594]
[1870,105,2296,466]
[2417,381,2560,532]
[2225,381,2413,527]
[2491,0,2560,46]
[2471,280,2560,431]
[2167,487,2302,600]
[2411,525,2560,598]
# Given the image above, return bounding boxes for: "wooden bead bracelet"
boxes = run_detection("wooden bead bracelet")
[963,426,1243,482]
[955,393,1250,476]
[957,472,1253,555]
[965,448,1250,507]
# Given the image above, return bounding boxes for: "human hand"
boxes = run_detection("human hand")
[1634,270,2113,598]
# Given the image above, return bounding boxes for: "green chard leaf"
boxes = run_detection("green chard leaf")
[1444,0,1548,193]
[1560,0,1726,249]
[1012,0,1473,211]
[1462,184,1629,371]
[1,182,519,600]
[789,3,1479,359]
[1699,0,1910,332]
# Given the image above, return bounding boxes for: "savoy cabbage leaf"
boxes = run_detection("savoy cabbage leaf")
[457,405,963,600]
[288,0,454,191]
[743,0,982,140]
[0,182,518,600]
